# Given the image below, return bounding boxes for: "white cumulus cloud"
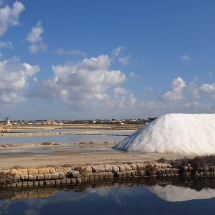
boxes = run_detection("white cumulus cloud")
[191,89,200,99]
[29,43,47,54]
[199,83,215,97]
[181,55,191,62]
[26,21,47,54]
[118,55,131,66]
[129,72,139,79]
[27,21,44,43]
[160,77,186,101]
[139,101,215,117]
[114,87,127,94]
[0,1,25,37]
[112,46,125,57]
[0,57,40,105]
[0,41,13,49]
[28,55,130,110]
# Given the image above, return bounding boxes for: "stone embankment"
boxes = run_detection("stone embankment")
[1,161,215,188]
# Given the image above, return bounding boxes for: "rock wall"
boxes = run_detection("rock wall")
[0,162,215,188]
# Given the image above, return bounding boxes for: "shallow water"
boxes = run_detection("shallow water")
[7,128,132,134]
[0,129,133,145]
[0,129,130,154]
[1,178,215,215]
[0,134,129,145]
[0,146,122,155]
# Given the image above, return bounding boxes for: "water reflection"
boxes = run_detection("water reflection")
[0,133,132,145]
[0,178,215,199]
[0,146,122,156]
[147,184,215,202]
[1,178,215,214]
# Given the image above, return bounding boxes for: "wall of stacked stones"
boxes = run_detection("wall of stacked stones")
[0,162,215,188]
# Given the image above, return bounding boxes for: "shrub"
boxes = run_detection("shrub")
[42,142,52,145]
[13,165,24,169]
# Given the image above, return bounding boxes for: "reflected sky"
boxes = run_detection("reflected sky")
[1,182,215,215]
[0,129,133,156]
[0,134,128,145]
[0,146,122,155]
[0,129,133,145]
[146,184,215,202]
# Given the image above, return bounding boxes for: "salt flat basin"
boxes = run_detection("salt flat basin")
[0,146,123,156]
[3,128,133,134]
[0,129,190,169]
[0,142,189,161]
[0,133,131,144]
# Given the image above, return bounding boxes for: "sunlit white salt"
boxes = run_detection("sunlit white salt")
[113,114,215,155]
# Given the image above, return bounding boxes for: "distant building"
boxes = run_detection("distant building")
[5,117,11,126]
[42,120,57,125]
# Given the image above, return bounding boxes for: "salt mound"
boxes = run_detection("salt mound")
[113,113,215,155]
[147,185,215,202]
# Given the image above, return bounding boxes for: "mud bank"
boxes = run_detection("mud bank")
[0,131,130,137]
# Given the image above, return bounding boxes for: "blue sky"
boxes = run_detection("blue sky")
[0,0,215,120]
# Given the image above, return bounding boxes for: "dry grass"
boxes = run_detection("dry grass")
[13,165,24,169]
[41,142,53,145]
[174,155,215,168]
[1,143,19,148]
[62,164,71,167]
[157,158,169,163]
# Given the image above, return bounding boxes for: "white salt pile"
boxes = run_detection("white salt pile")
[147,185,215,202]
[113,114,215,155]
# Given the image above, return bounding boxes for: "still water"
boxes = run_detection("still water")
[1,178,215,215]
[0,129,132,144]
[0,134,126,144]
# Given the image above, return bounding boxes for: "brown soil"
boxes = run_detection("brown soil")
[0,143,188,170]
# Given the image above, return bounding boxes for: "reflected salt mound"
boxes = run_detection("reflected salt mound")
[147,185,215,202]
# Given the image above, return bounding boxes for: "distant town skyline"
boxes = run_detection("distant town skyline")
[0,0,215,120]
